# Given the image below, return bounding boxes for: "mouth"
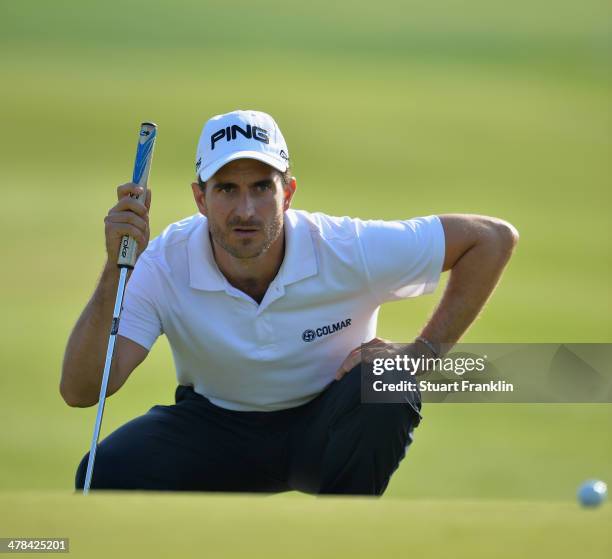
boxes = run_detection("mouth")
[232,227,260,237]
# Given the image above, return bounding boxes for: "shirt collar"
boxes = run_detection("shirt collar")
[187,209,318,292]
[187,215,226,291]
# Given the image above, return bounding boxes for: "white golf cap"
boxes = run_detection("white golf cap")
[195,109,290,182]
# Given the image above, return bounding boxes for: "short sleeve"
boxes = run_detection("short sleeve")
[357,215,446,303]
[117,256,164,350]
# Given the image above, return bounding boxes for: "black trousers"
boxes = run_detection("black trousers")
[75,366,421,495]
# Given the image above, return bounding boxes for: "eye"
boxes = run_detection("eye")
[256,182,273,192]
[217,184,234,193]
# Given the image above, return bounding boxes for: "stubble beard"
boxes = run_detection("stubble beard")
[208,212,284,259]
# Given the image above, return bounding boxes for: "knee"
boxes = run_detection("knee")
[335,367,422,429]
[334,365,362,402]
[74,452,89,490]
[74,448,119,490]
[361,401,420,433]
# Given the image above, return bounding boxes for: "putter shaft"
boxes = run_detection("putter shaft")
[82,266,129,494]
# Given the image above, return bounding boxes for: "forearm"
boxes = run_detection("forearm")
[60,263,128,406]
[419,224,518,351]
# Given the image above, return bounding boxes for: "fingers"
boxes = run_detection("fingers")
[335,347,361,381]
[334,338,395,381]
[106,184,151,263]
[107,197,149,239]
[105,210,148,231]
[114,188,149,218]
[117,182,146,201]
[363,336,390,348]
[104,218,147,247]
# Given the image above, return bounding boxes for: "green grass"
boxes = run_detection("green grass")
[0,493,610,559]
[0,1,610,555]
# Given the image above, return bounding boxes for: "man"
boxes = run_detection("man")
[61,109,519,495]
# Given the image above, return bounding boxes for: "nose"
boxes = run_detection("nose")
[234,190,256,221]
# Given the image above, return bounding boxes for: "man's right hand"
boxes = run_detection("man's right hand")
[104,183,152,265]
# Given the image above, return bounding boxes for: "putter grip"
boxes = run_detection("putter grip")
[117,122,157,268]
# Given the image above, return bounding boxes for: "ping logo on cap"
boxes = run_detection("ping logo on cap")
[210,124,270,150]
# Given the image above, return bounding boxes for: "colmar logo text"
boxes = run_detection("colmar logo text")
[302,319,352,342]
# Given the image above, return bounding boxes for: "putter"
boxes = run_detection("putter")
[82,122,157,494]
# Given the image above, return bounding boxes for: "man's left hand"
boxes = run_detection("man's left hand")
[335,337,399,381]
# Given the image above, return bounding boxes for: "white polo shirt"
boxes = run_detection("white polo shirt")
[118,209,445,411]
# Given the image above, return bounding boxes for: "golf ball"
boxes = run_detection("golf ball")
[577,479,607,507]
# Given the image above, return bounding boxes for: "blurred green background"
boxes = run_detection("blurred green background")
[0,0,610,509]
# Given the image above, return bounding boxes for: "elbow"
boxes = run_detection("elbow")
[59,384,81,408]
[62,393,97,408]
[488,218,519,255]
[59,377,96,408]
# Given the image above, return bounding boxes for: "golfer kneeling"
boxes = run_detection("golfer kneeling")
[61,110,518,495]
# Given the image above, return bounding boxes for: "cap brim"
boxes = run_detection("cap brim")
[198,151,288,182]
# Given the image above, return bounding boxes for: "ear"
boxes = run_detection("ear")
[283,177,297,211]
[191,182,208,216]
